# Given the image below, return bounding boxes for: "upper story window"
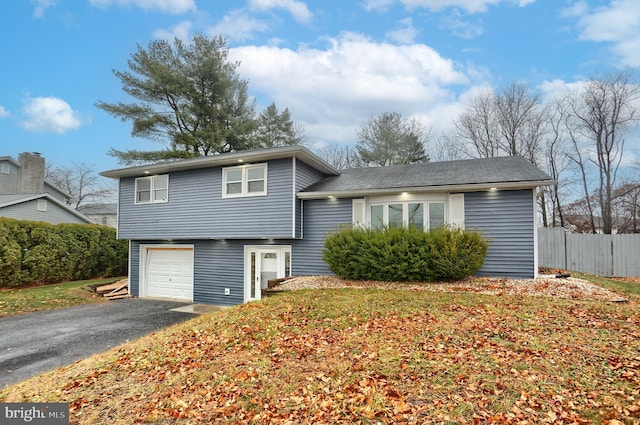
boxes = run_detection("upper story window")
[0,163,10,174]
[135,175,168,204]
[222,164,267,198]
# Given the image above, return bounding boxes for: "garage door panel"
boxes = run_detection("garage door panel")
[145,247,194,301]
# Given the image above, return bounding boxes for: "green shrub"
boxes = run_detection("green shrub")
[0,218,128,288]
[323,225,488,282]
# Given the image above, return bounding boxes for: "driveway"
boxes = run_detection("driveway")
[0,299,198,389]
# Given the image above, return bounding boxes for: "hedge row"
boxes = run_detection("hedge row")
[0,218,128,288]
[323,225,489,282]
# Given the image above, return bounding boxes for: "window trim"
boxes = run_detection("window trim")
[365,194,449,231]
[135,175,169,204]
[222,163,268,198]
[37,199,47,212]
[0,163,10,174]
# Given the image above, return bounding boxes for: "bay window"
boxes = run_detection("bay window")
[369,199,446,230]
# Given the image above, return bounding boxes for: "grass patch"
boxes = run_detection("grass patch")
[0,277,124,318]
[1,281,639,424]
[573,272,640,301]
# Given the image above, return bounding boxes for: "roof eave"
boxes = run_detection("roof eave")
[297,179,555,199]
[100,146,340,179]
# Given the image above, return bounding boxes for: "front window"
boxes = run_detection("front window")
[371,205,384,229]
[135,175,168,204]
[429,203,445,229]
[408,203,424,229]
[388,204,403,228]
[369,201,446,230]
[223,164,267,197]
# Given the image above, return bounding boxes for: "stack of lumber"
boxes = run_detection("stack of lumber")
[95,278,131,300]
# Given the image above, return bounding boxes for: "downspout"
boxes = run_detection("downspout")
[533,188,539,278]
[292,156,297,239]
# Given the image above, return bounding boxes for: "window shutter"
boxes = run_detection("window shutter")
[448,193,465,229]
[352,198,366,228]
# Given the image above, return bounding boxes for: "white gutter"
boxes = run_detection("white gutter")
[296,180,555,199]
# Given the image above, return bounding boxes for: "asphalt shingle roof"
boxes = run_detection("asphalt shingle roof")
[300,156,553,194]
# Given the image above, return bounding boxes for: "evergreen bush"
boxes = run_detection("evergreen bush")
[323,225,488,282]
[0,218,128,287]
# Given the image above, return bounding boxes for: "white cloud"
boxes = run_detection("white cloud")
[206,10,270,42]
[537,78,586,103]
[31,0,56,18]
[0,106,9,118]
[154,20,193,41]
[248,0,313,24]
[438,11,484,38]
[20,97,83,134]
[560,1,587,18]
[386,18,420,44]
[89,0,196,14]
[362,0,531,14]
[571,0,640,67]
[230,32,472,144]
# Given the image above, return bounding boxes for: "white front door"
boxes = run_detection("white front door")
[244,246,291,302]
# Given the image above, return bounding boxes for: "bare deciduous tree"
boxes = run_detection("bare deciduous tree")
[540,100,572,228]
[429,133,465,162]
[565,71,640,234]
[452,82,546,163]
[315,142,361,170]
[46,163,116,209]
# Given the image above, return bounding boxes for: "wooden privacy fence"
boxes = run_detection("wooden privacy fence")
[538,227,640,277]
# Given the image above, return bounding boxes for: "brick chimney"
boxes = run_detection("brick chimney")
[18,152,45,194]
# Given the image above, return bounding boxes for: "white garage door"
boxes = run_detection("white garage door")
[144,246,194,301]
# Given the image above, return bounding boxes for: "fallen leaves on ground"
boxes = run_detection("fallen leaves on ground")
[270,275,628,302]
[2,287,639,424]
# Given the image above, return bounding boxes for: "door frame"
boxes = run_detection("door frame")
[243,245,291,302]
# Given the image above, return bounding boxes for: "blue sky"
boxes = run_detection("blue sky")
[0,0,638,174]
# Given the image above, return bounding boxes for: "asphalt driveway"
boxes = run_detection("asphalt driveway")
[0,299,198,388]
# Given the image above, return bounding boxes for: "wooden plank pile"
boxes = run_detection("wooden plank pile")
[95,278,132,300]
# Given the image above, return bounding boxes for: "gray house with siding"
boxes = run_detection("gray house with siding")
[0,152,91,225]
[102,146,554,306]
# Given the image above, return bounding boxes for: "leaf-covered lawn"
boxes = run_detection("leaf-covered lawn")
[0,277,122,318]
[2,288,639,424]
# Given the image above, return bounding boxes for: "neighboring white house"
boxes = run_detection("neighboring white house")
[77,203,117,228]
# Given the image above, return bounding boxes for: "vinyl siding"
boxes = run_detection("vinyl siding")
[129,241,140,296]
[133,239,299,306]
[291,197,352,276]
[293,159,332,239]
[0,199,88,224]
[193,240,245,306]
[465,189,535,278]
[118,158,295,240]
[44,183,69,203]
[0,162,18,193]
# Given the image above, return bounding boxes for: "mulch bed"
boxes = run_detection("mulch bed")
[268,275,629,302]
